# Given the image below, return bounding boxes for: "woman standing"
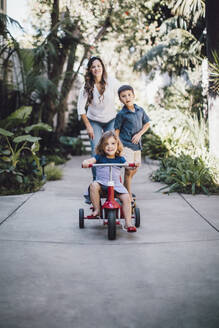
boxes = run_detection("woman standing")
[77,56,120,179]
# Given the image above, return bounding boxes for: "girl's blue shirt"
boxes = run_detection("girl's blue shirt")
[93,154,128,194]
[94,154,126,164]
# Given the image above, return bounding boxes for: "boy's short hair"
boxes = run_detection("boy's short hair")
[118,85,134,97]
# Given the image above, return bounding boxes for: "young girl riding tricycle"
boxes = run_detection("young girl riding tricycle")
[80,131,140,239]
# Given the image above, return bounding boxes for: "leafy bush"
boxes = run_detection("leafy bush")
[152,154,219,195]
[0,158,44,195]
[147,106,209,159]
[44,163,63,181]
[0,106,52,195]
[45,154,67,165]
[142,129,168,159]
[65,102,84,137]
[59,136,84,155]
[157,76,204,118]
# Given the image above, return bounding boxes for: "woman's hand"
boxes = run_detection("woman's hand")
[81,114,94,140]
[87,125,94,140]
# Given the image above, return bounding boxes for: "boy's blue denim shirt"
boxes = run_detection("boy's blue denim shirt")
[114,104,150,151]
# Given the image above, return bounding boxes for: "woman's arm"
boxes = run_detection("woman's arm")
[81,114,94,140]
[77,85,94,139]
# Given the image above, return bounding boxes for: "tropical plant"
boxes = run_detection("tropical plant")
[135,0,205,76]
[147,105,208,159]
[45,154,66,165]
[0,128,42,194]
[152,153,219,195]
[158,77,204,118]
[0,127,41,169]
[209,51,219,95]
[206,0,219,159]
[59,136,84,155]
[65,102,85,137]
[142,129,169,160]
[0,106,52,194]
[0,13,25,119]
[135,28,203,75]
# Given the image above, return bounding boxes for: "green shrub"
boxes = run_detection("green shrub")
[147,106,209,159]
[158,77,204,118]
[152,153,219,195]
[142,129,168,159]
[45,154,67,165]
[59,136,84,155]
[65,103,84,137]
[44,163,63,181]
[0,168,44,195]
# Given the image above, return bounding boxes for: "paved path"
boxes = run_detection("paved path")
[0,156,219,328]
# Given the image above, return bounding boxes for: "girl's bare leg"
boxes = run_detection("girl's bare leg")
[118,193,133,227]
[124,168,137,201]
[90,182,101,216]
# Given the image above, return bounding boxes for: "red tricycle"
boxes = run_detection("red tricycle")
[79,163,140,240]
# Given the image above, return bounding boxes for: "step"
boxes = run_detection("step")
[80,130,88,135]
[80,134,89,140]
[82,141,90,146]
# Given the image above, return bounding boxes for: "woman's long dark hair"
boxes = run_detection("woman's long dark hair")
[84,56,107,105]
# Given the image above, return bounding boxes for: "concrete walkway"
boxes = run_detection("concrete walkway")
[0,156,219,328]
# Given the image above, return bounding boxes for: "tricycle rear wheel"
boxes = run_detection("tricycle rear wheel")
[107,210,116,240]
[79,208,84,228]
[134,207,140,227]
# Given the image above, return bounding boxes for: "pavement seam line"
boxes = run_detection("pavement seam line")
[0,193,34,227]
[179,193,219,232]
[1,237,219,246]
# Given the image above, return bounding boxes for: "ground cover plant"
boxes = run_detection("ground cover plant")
[152,154,219,195]
[44,162,63,181]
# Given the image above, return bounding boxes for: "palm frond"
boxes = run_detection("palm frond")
[26,74,59,102]
[0,12,23,32]
[170,0,205,21]
[209,51,219,94]
[159,16,188,37]
[134,44,169,72]
[167,28,202,55]
[135,27,202,74]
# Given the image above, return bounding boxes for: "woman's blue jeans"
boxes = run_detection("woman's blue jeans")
[89,118,115,180]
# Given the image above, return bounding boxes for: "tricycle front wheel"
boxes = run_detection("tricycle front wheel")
[107,210,116,240]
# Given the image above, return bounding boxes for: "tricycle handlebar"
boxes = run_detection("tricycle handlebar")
[82,163,137,168]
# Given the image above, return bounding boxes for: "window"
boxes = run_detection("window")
[1,0,4,10]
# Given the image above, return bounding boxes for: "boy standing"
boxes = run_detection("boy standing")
[114,85,150,202]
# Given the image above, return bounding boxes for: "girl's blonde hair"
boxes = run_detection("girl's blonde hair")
[95,131,123,157]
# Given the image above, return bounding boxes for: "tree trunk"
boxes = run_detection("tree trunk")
[56,98,67,135]
[206,0,219,158]
[56,111,65,135]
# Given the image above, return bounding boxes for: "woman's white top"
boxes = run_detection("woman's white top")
[77,75,120,123]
